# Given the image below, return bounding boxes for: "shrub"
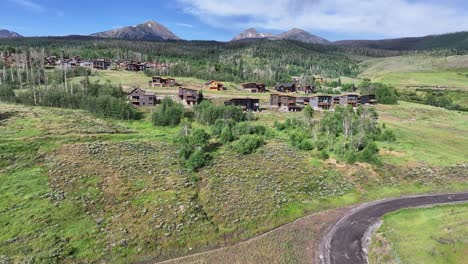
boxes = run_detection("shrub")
[220,127,234,144]
[186,149,210,171]
[212,118,235,136]
[319,150,330,160]
[289,131,314,150]
[194,101,245,125]
[232,122,266,137]
[375,84,399,104]
[344,151,358,164]
[152,97,184,126]
[190,128,210,146]
[359,142,379,163]
[176,128,211,170]
[233,135,264,155]
[380,129,396,142]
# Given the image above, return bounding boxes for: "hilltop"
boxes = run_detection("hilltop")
[91,20,181,41]
[0,29,22,39]
[232,28,330,44]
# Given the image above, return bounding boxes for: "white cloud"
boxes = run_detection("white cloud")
[176,23,195,28]
[177,0,468,38]
[7,0,46,13]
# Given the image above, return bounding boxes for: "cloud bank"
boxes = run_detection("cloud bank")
[7,0,46,13]
[177,0,468,38]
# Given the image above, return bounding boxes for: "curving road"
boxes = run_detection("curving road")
[319,192,468,264]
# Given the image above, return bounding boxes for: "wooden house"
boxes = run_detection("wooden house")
[339,93,360,107]
[310,95,333,110]
[126,63,146,72]
[205,80,224,91]
[275,83,296,93]
[297,85,315,94]
[240,83,266,93]
[359,94,377,105]
[224,98,260,111]
[92,59,111,70]
[270,94,299,111]
[149,76,177,88]
[128,88,156,107]
[179,87,201,106]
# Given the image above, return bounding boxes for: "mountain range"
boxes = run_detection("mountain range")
[1,20,468,51]
[231,28,330,44]
[0,29,22,38]
[91,20,180,41]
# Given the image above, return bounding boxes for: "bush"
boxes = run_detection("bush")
[319,150,330,160]
[220,127,234,144]
[359,142,379,163]
[375,84,399,104]
[212,118,235,136]
[152,97,184,126]
[289,131,314,150]
[232,122,266,137]
[380,129,396,142]
[194,101,245,125]
[233,135,264,155]
[343,151,358,164]
[176,128,211,171]
[186,148,210,171]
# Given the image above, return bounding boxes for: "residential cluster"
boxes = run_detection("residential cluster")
[42,56,172,72]
[128,75,376,112]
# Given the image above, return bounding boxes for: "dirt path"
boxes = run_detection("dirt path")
[319,192,468,264]
[147,206,355,264]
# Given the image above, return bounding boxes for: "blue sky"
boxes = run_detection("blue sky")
[2,0,468,41]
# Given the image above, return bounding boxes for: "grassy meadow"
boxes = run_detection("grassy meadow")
[1,59,468,263]
[1,99,467,263]
[376,101,468,166]
[369,203,468,264]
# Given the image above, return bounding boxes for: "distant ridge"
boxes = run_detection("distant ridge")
[332,31,468,50]
[231,28,329,44]
[231,28,276,41]
[0,29,23,39]
[276,28,330,44]
[91,20,181,41]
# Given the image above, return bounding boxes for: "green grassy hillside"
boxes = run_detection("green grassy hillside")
[0,102,466,263]
[369,203,468,264]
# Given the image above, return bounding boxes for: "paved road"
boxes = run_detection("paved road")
[320,192,468,264]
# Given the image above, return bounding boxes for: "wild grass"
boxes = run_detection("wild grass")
[376,101,468,166]
[369,203,468,264]
[0,101,466,263]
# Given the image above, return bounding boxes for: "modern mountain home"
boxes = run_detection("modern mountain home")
[128,88,156,107]
[224,97,260,111]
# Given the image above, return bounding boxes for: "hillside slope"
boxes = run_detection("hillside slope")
[334,31,468,50]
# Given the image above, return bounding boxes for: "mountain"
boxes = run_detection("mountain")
[231,28,275,41]
[231,28,329,44]
[276,28,329,44]
[333,31,468,50]
[91,20,181,41]
[0,29,23,38]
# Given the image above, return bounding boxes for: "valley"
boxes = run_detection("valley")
[0,18,467,264]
